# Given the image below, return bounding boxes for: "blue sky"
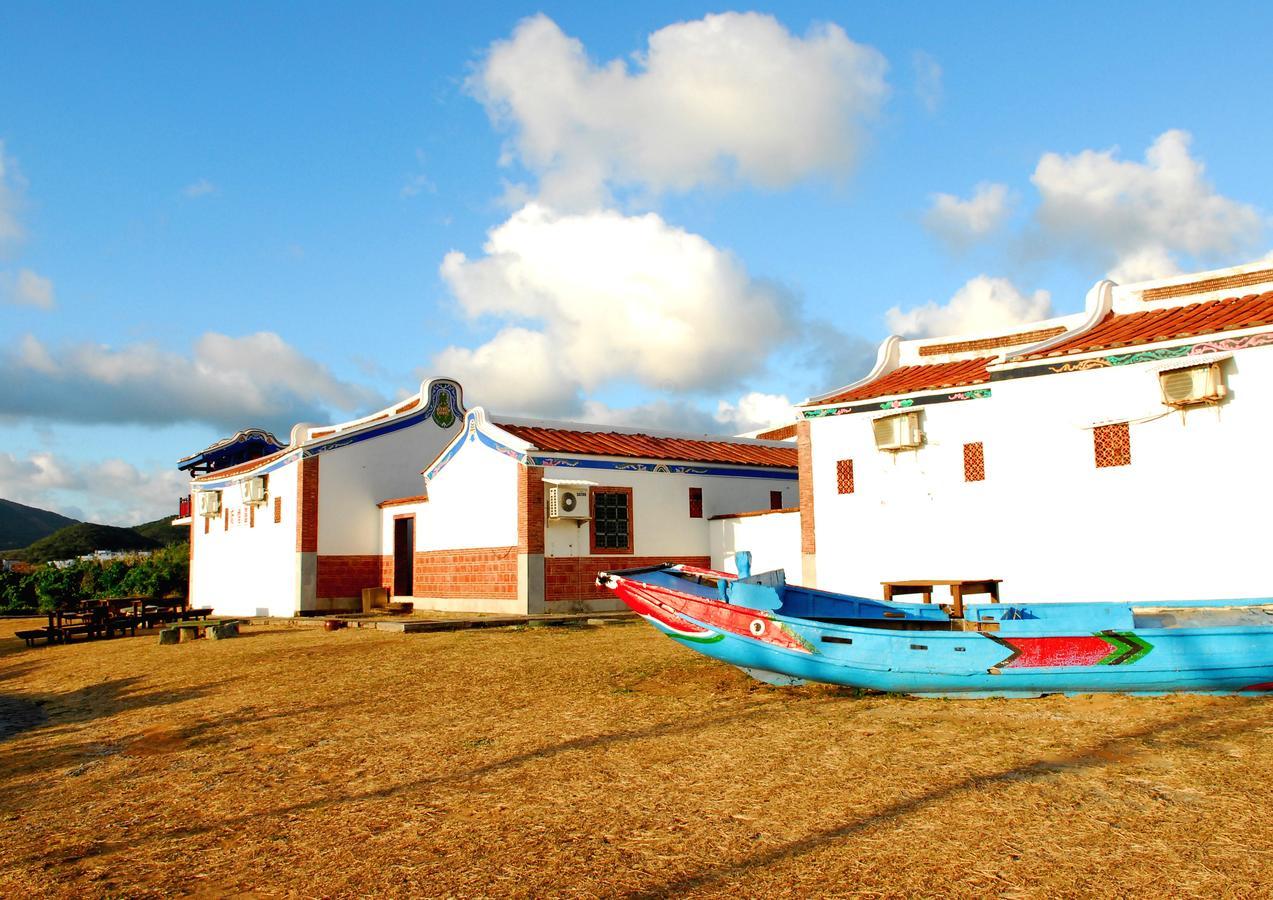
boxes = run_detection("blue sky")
[2,2,1271,524]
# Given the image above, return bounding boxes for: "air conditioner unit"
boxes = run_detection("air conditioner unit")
[548,486,590,519]
[873,412,924,451]
[197,491,222,517]
[240,477,267,505]
[1160,363,1226,408]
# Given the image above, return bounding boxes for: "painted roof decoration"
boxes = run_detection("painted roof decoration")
[493,417,797,468]
[1013,291,1273,360]
[803,259,1273,411]
[177,428,284,475]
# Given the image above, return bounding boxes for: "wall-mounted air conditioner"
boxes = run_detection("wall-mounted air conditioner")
[548,485,590,519]
[197,491,222,517]
[240,477,267,505]
[873,412,924,451]
[1160,363,1226,408]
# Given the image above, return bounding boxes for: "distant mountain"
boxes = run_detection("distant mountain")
[132,515,188,547]
[0,498,79,551]
[21,523,161,564]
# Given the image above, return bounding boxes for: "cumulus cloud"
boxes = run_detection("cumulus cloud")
[1,268,55,309]
[0,332,382,433]
[0,450,189,526]
[470,12,888,207]
[435,203,797,417]
[1031,130,1263,281]
[923,183,1013,248]
[0,140,26,249]
[714,392,796,433]
[886,275,1052,339]
[182,178,217,198]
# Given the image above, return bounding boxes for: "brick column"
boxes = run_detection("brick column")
[294,455,319,614]
[517,465,545,614]
[797,419,817,587]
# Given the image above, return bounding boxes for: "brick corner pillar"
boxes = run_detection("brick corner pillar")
[517,464,546,614]
[797,419,817,587]
[295,455,320,615]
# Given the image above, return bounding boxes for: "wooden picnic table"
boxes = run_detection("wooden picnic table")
[882,578,1001,619]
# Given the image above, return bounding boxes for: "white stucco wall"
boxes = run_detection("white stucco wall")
[542,463,796,559]
[317,417,461,556]
[190,460,299,618]
[810,345,1273,603]
[418,438,519,551]
[710,510,802,578]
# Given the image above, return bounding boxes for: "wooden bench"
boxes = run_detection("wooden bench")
[882,579,1002,620]
[15,629,53,647]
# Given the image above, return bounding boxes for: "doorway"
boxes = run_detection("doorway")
[393,516,414,597]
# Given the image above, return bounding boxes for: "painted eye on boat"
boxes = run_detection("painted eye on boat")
[749,619,766,637]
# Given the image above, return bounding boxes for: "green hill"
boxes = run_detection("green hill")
[132,515,188,547]
[0,498,79,551]
[21,522,161,564]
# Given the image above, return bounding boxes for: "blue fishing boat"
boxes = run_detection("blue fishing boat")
[596,561,1273,697]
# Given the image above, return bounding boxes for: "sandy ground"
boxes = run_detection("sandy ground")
[1,615,1271,899]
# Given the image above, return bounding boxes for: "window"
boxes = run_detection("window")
[590,487,633,554]
[963,442,985,482]
[273,495,283,524]
[836,459,854,495]
[1094,423,1131,468]
[770,490,783,510]
[688,487,703,519]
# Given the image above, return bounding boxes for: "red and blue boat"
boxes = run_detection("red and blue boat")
[596,563,1273,697]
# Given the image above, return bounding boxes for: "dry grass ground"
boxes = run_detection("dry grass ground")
[0,616,1271,899]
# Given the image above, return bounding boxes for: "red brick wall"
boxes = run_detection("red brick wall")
[380,554,394,592]
[797,420,816,555]
[413,547,518,599]
[545,555,710,603]
[317,554,382,599]
[518,466,544,553]
[296,456,319,553]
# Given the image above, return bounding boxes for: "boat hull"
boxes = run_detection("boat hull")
[600,567,1273,697]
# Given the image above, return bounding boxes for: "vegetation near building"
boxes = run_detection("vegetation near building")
[0,542,189,614]
[20,523,161,564]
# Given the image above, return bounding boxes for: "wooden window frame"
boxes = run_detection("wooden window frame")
[590,486,634,555]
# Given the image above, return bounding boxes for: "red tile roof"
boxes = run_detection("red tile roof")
[754,423,797,441]
[808,357,994,405]
[1018,291,1273,360]
[494,421,796,468]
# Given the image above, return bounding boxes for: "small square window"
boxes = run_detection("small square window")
[836,459,854,494]
[591,488,632,554]
[273,496,283,524]
[688,487,703,519]
[769,490,783,510]
[1094,423,1131,468]
[963,442,985,482]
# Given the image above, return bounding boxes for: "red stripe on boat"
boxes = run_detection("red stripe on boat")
[1001,636,1113,668]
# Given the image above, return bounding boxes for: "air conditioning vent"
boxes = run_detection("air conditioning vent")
[548,486,590,519]
[197,491,222,517]
[1160,363,1226,408]
[873,412,924,451]
[240,477,267,505]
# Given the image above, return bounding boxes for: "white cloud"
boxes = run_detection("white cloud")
[1031,130,1263,281]
[470,12,888,207]
[435,203,796,417]
[886,275,1052,339]
[0,332,381,433]
[2,267,55,309]
[183,178,217,198]
[912,51,942,113]
[0,140,26,249]
[0,450,188,526]
[714,392,796,433]
[923,183,1013,248]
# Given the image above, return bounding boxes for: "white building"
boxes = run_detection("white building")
[179,382,796,617]
[788,260,1273,604]
[183,378,464,617]
[377,408,797,614]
